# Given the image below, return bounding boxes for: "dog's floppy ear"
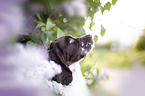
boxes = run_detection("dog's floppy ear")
[52,65,72,85]
[49,41,73,85]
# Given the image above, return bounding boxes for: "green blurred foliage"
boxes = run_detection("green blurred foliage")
[95,41,118,50]
[93,50,136,69]
[134,31,145,51]
[24,0,117,46]
[26,16,65,49]
[83,50,145,69]
[81,53,109,88]
[137,51,145,65]
[81,53,98,88]
[100,24,106,36]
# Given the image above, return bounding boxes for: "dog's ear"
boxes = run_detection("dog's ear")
[52,65,73,85]
[49,41,73,85]
[49,41,68,65]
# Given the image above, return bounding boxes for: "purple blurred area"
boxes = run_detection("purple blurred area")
[0,87,52,96]
[0,2,24,46]
[0,0,44,46]
[0,45,54,96]
[0,2,53,96]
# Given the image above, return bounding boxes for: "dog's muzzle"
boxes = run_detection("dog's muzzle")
[78,34,94,53]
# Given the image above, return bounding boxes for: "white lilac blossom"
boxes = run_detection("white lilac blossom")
[1,43,62,87]
[47,81,64,94]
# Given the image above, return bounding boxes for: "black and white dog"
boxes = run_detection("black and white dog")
[12,34,93,96]
[47,34,94,96]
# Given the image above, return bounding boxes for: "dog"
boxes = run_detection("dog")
[47,34,94,96]
[11,34,93,95]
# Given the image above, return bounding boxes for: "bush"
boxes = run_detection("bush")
[137,51,145,65]
[94,41,118,50]
[135,31,145,51]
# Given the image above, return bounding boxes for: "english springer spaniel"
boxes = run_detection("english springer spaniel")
[5,34,93,96]
[47,34,94,96]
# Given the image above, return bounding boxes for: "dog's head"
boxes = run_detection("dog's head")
[48,35,94,85]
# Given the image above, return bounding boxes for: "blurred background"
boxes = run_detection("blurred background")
[0,0,145,96]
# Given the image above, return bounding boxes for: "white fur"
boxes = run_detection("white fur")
[63,63,91,96]
[47,62,91,96]
[69,38,75,43]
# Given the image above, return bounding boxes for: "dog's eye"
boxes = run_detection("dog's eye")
[69,38,75,43]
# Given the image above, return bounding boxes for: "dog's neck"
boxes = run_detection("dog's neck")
[69,62,79,72]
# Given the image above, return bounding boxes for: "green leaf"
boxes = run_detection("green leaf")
[76,29,85,36]
[40,33,47,45]
[46,22,55,31]
[57,28,65,38]
[100,24,106,36]
[94,35,98,43]
[96,68,99,76]
[46,19,55,30]
[101,9,104,14]
[99,5,104,14]
[26,41,36,46]
[106,75,109,80]
[85,65,91,71]
[89,20,95,31]
[94,0,100,3]
[41,26,46,31]
[112,0,117,5]
[36,13,42,21]
[36,22,45,29]
[89,52,93,59]
[104,2,111,11]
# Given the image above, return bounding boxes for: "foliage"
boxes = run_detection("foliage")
[133,30,145,65]
[86,0,117,32]
[28,15,65,49]
[83,50,145,69]
[94,35,98,44]
[100,24,106,36]
[93,50,136,69]
[137,51,145,65]
[134,32,145,51]
[80,53,109,88]
[95,41,118,50]
[23,0,117,47]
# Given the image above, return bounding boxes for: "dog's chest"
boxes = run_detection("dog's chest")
[63,63,90,96]
[68,62,85,85]
[69,63,80,79]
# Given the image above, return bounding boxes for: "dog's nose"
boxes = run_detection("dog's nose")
[85,34,92,38]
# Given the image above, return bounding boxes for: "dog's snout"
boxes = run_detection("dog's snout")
[84,35,93,41]
[85,34,92,38]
